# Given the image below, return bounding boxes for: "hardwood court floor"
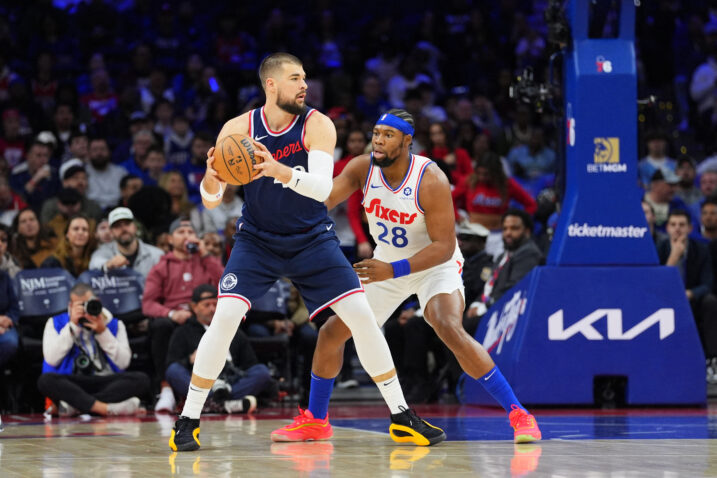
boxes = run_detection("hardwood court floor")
[2,403,717,477]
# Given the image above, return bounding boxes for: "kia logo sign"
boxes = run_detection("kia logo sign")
[548,308,675,341]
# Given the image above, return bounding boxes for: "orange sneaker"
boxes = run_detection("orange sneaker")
[508,405,542,443]
[271,408,333,442]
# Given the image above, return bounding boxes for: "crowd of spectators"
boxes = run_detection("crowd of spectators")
[4,0,717,413]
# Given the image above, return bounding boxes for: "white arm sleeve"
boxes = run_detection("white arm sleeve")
[287,150,334,202]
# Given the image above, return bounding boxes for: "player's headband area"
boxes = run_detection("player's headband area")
[375,114,414,136]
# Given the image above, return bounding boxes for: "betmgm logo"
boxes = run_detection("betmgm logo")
[588,137,626,173]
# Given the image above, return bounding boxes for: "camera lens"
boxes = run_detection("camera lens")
[84,299,103,316]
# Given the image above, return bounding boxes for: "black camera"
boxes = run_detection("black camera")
[84,299,103,316]
[74,352,93,375]
[187,242,199,254]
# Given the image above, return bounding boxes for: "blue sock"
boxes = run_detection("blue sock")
[478,366,526,414]
[307,372,335,420]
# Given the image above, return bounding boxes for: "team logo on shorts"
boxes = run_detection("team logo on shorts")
[221,273,238,291]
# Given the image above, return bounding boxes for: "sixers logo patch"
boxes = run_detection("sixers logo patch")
[221,273,238,291]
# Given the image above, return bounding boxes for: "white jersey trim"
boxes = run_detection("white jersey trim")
[260,106,300,137]
[414,160,432,214]
[378,154,415,193]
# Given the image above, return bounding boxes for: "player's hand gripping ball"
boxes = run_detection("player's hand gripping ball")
[213,134,262,185]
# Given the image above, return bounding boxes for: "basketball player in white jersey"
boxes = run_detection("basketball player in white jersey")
[271,109,542,444]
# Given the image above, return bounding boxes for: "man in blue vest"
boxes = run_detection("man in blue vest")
[37,282,150,416]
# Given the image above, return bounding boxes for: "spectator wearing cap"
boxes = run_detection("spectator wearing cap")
[111,111,153,165]
[40,159,102,231]
[456,222,493,319]
[142,217,223,410]
[89,207,164,279]
[86,137,128,210]
[0,108,26,169]
[164,284,274,414]
[644,168,692,232]
[9,141,59,212]
[637,131,676,189]
[675,155,703,207]
[0,175,27,227]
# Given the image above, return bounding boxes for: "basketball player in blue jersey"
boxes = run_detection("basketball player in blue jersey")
[271,109,542,444]
[170,54,444,451]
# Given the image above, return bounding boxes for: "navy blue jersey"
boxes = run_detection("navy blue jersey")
[241,106,328,234]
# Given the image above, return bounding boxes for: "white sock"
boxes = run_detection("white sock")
[107,397,140,416]
[182,385,209,419]
[376,375,408,415]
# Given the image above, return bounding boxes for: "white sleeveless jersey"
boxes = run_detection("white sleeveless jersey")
[362,154,463,265]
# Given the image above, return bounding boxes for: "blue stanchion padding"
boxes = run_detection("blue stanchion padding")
[13,268,75,317]
[77,268,145,316]
[460,266,705,406]
[251,279,290,314]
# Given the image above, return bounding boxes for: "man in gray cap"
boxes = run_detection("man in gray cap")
[40,158,102,224]
[89,206,164,279]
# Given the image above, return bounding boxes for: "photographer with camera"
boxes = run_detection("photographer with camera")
[37,282,150,416]
[142,217,224,412]
[166,285,275,414]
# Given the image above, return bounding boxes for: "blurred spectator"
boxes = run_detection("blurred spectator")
[32,51,58,115]
[0,223,20,277]
[201,232,223,261]
[332,130,369,261]
[644,169,691,232]
[42,214,96,277]
[116,174,143,209]
[41,159,102,225]
[142,217,223,412]
[472,94,503,139]
[702,198,717,242]
[159,171,196,223]
[456,222,493,319]
[143,146,167,187]
[151,98,174,141]
[201,184,243,234]
[0,269,19,369]
[37,282,150,417]
[658,209,717,382]
[354,72,390,123]
[689,20,717,142]
[172,54,204,115]
[86,137,128,210]
[9,141,59,212]
[499,104,533,154]
[643,200,667,246]
[51,103,76,162]
[506,126,556,180]
[120,129,156,183]
[422,122,472,185]
[479,209,542,309]
[675,155,703,212]
[67,129,89,163]
[155,232,171,254]
[89,207,164,279]
[179,131,212,203]
[164,115,194,166]
[0,108,26,169]
[94,217,112,246]
[165,284,273,414]
[140,69,175,115]
[638,131,676,189]
[453,152,537,259]
[700,170,717,199]
[9,207,57,269]
[80,69,118,123]
[0,175,27,227]
[386,55,432,108]
[112,111,152,164]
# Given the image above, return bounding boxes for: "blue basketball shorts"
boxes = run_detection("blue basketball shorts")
[219,220,363,319]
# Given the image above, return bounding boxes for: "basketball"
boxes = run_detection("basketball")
[213,134,260,185]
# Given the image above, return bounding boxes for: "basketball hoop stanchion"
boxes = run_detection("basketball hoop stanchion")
[462,0,705,406]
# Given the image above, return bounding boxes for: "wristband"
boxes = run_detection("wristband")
[391,259,411,278]
[200,179,224,201]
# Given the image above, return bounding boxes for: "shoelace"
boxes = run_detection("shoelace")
[397,405,419,427]
[509,406,534,428]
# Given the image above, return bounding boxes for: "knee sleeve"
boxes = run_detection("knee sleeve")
[331,292,395,378]
[191,298,248,380]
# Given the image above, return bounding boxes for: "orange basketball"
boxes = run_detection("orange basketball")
[213,134,260,185]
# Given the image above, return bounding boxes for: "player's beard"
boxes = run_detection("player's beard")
[277,92,307,115]
[373,152,400,169]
